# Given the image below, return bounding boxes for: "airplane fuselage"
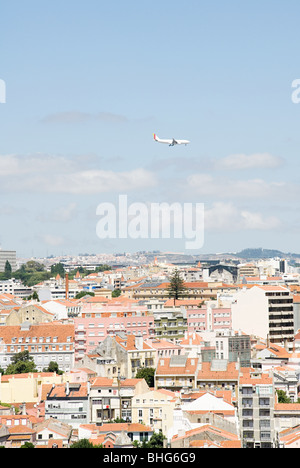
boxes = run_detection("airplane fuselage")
[153,133,190,146]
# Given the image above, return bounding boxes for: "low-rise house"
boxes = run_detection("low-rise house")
[170,424,241,448]
[196,360,243,398]
[78,423,134,447]
[0,405,14,416]
[144,338,183,366]
[5,303,54,326]
[89,431,117,448]
[91,333,156,379]
[44,381,89,428]
[97,422,153,444]
[114,334,156,378]
[155,355,199,391]
[181,392,238,429]
[89,377,149,424]
[189,439,242,448]
[0,294,21,325]
[178,332,203,357]
[42,299,81,320]
[274,403,300,432]
[0,424,9,446]
[5,424,36,448]
[131,388,176,434]
[278,425,300,448]
[0,414,36,448]
[34,418,72,448]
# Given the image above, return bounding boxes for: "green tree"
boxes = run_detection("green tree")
[51,263,65,277]
[167,269,186,304]
[276,389,292,403]
[13,261,51,287]
[147,431,166,448]
[27,291,39,301]
[20,442,34,448]
[4,261,12,279]
[112,289,121,298]
[5,351,37,375]
[134,431,166,448]
[135,367,155,387]
[75,291,95,299]
[70,439,103,448]
[43,361,63,375]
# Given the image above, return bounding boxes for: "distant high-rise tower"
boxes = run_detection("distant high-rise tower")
[0,250,17,273]
[279,259,287,273]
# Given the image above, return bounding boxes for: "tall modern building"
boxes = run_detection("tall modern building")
[238,369,276,448]
[0,250,17,273]
[231,286,294,347]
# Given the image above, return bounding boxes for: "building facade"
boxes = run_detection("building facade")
[45,381,89,428]
[89,377,149,424]
[0,251,17,273]
[0,323,74,372]
[238,370,276,448]
[231,286,294,345]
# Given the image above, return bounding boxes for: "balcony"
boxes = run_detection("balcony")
[260,432,272,441]
[242,431,254,441]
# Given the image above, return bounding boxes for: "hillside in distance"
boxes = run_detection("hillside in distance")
[231,248,300,260]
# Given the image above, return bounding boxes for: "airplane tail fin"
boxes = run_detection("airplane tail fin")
[153,133,158,141]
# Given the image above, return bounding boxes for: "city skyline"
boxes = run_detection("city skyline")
[1,1,300,257]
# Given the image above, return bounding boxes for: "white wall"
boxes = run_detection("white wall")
[231,287,269,338]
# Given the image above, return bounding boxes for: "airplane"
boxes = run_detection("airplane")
[153,133,190,146]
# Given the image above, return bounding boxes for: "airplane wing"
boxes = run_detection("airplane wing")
[174,139,190,145]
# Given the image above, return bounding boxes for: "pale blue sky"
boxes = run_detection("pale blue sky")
[1,0,300,257]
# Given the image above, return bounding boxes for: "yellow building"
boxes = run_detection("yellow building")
[131,388,176,436]
[5,304,54,326]
[0,372,64,404]
[114,334,156,379]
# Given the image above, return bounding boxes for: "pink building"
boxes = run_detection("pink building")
[74,308,155,362]
[187,306,232,333]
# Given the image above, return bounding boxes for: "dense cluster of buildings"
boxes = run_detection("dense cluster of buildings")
[1,253,300,448]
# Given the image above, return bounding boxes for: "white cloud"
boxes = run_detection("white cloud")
[34,168,157,194]
[0,153,77,176]
[240,210,280,230]
[216,152,284,170]
[50,203,78,222]
[187,173,289,200]
[205,202,281,232]
[0,153,157,194]
[41,234,65,247]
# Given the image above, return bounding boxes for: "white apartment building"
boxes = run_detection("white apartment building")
[231,286,294,346]
[0,322,75,372]
[0,279,33,298]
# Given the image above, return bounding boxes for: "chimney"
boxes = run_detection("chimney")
[65,381,70,396]
[135,333,143,351]
[65,273,69,300]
